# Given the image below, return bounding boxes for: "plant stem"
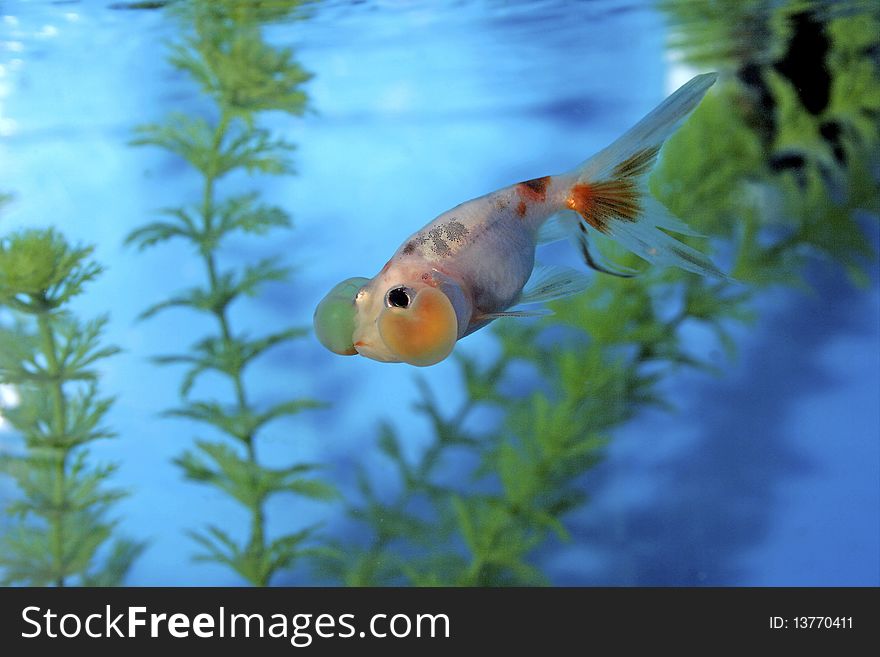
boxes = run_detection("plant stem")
[415,399,475,485]
[200,110,267,582]
[36,307,67,587]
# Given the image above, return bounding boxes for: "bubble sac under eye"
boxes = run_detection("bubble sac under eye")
[313,277,369,355]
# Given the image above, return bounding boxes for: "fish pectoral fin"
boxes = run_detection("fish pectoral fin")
[479,309,554,320]
[517,264,593,305]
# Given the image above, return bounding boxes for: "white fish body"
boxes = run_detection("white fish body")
[315,73,723,366]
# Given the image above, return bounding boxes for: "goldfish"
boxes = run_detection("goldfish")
[315,73,723,366]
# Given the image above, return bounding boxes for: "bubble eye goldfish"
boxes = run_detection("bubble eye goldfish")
[315,74,724,366]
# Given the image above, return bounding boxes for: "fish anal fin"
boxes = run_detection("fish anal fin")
[537,211,578,245]
[519,264,592,305]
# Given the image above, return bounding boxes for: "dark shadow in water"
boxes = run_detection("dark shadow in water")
[561,253,878,585]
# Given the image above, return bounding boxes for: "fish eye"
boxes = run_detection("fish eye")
[386,286,412,309]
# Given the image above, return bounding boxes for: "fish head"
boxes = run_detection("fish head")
[314,261,469,367]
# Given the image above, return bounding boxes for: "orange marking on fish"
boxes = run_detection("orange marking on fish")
[516,200,527,217]
[567,179,640,233]
[517,176,550,203]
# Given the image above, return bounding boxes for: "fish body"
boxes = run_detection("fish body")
[315,73,723,366]
[398,178,563,307]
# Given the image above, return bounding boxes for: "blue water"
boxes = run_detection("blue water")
[0,1,877,586]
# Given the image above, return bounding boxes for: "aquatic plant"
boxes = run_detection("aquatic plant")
[0,227,143,586]
[657,0,879,283]
[127,0,332,586]
[326,1,878,585]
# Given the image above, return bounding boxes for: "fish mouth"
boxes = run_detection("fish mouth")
[353,341,399,363]
[353,340,371,357]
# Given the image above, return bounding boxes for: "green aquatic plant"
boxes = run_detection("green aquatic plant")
[326,277,749,586]
[327,1,878,586]
[127,0,332,586]
[0,228,143,586]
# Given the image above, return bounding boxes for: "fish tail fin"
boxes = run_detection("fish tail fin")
[560,72,726,278]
